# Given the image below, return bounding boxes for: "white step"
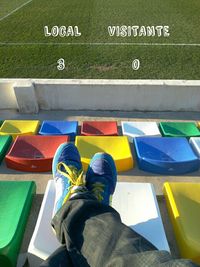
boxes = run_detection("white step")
[28,181,169,267]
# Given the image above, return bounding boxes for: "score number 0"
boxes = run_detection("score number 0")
[132,59,140,70]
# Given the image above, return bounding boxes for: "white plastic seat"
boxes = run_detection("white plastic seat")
[28,181,60,267]
[121,121,161,142]
[189,137,200,158]
[28,181,169,267]
[112,183,169,252]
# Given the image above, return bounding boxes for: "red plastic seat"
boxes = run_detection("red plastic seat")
[5,136,69,172]
[81,121,118,136]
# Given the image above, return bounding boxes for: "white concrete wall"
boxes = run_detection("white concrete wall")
[0,79,200,112]
[34,79,200,111]
[0,81,18,109]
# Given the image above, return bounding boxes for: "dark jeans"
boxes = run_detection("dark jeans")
[40,192,198,267]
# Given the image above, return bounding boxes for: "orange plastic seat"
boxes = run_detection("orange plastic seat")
[81,121,118,136]
[6,136,69,172]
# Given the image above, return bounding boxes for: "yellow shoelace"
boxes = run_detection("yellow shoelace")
[57,162,84,204]
[91,182,105,202]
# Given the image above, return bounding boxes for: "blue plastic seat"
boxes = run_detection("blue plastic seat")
[134,137,199,174]
[39,121,78,141]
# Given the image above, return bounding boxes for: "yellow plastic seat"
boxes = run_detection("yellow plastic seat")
[163,182,200,264]
[0,120,40,139]
[75,136,134,172]
[197,122,200,129]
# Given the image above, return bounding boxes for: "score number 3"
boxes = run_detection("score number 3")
[57,58,65,71]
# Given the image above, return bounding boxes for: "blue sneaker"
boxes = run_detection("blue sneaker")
[52,143,86,216]
[86,153,117,205]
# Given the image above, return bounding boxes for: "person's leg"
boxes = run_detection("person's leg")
[41,144,198,267]
[43,194,197,267]
[39,246,72,267]
[51,192,159,267]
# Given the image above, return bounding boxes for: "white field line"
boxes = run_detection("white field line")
[0,42,199,47]
[0,0,33,22]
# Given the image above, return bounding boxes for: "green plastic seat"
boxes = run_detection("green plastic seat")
[0,135,12,164]
[159,122,200,137]
[0,121,3,127]
[0,181,36,267]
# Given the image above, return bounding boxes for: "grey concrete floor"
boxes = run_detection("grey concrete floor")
[1,110,200,266]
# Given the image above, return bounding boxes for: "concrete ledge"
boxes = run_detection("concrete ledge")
[14,81,39,114]
[0,79,200,112]
[0,81,18,109]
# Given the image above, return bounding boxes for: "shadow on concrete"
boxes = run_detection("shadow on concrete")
[0,110,200,121]
[18,194,44,267]
[158,196,180,258]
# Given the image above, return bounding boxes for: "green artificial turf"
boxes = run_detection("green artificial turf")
[0,0,29,17]
[0,0,199,78]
